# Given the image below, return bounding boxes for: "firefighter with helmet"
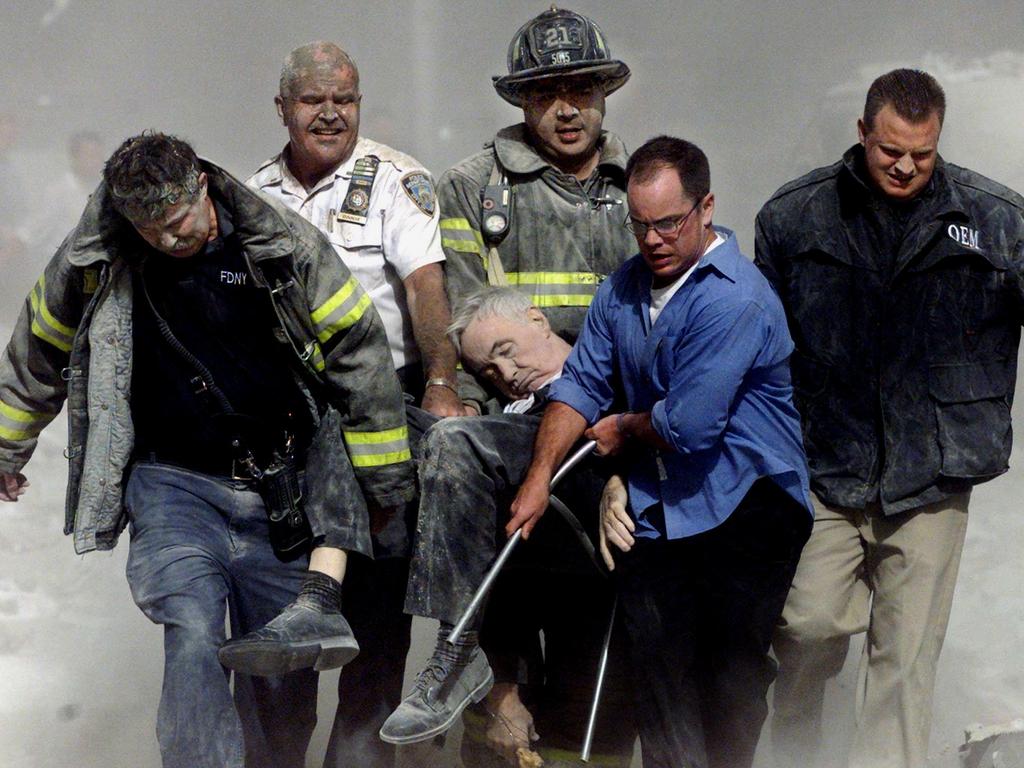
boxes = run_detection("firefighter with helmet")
[441,5,634,361]
[381,7,637,766]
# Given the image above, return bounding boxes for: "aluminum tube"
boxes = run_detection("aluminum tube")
[581,596,618,761]
[446,440,597,644]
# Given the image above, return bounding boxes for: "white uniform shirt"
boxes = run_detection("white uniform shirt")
[248,137,445,370]
[503,372,562,415]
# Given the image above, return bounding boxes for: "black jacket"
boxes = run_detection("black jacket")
[756,146,1024,514]
[0,162,414,553]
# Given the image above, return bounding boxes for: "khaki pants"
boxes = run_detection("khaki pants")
[771,492,969,768]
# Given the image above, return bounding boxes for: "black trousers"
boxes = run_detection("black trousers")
[616,478,811,768]
[322,403,437,768]
[322,555,413,768]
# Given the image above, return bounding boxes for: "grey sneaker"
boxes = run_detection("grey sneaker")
[379,646,493,744]
[218,602,359,677]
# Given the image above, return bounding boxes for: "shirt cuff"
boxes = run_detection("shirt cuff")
[650,399,688,454]
[548,378,602,424]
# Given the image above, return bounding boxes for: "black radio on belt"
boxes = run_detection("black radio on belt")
[480,183,511,243]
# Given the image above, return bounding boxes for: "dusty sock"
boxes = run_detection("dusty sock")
[295,571,343,613]
[436,622,478,666]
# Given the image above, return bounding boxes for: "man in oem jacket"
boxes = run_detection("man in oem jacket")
[756,68,1024,768]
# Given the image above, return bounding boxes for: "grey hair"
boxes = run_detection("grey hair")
[279,41,359,98]
[447,287,535,357]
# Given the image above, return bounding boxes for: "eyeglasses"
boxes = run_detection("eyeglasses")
[623,201,700,238]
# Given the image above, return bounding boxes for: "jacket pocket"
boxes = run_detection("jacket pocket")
[328,218,385,293]
[928,361,1012,478]
[788,229,860,269]
[329,216,383,251]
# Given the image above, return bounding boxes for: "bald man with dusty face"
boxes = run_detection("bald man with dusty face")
[275,45,363,191]
[234,38,468,768]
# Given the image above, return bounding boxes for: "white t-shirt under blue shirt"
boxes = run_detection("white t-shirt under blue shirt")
[649,232,726,325]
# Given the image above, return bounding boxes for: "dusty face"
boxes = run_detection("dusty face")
[129,176,216,259]
[858,103,942,201]
[627,166,714,288]
[521,75,605,178]
[276,64,361,184]
[460,308,566,401]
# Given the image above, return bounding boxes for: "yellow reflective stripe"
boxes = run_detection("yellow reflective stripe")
[317,291,371,341]
[343,425,411,468]
[349,448,413,468]
[442,237,484,254]
[531,294,595,307]
[309,342,326,372]
[0,400,48,424]
[502,272,602,308]
[35,277,76,336]
[440,217,484,255]
[28,278,75,353]
[30,318,72,352]
[344,426,408,445]
[505,271,601,285]
[311,278,358,324]
[311,278,372,343]
[439,217,475,232]
[0,425,35,441]
[0,399,49,441]
[0,424,41,441]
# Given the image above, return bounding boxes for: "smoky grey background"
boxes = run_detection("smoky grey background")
[1,1,1023,767]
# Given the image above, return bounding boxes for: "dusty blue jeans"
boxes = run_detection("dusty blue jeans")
[125,462,316,768]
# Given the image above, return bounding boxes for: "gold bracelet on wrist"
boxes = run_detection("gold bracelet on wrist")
[425,377,459,394]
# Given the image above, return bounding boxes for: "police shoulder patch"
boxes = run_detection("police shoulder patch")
[401,172,436,216]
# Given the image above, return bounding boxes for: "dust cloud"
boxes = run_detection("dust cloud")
[1,2,1022,766]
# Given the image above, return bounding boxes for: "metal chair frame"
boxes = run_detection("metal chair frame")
[446,440,618,762]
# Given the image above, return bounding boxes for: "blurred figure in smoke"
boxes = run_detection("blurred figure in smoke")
[19,131,106,260]
[0,112,28,267]
[2,131,105,326]
[756,69,1024,768]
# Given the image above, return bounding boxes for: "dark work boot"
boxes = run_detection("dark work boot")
[218,571,358,677]
[379,625,493,745]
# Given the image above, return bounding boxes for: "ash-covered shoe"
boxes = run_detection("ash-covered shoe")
[379,642,493,744]
[218,571,358,676]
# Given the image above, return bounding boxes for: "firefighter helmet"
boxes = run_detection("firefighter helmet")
[492,7,631,106]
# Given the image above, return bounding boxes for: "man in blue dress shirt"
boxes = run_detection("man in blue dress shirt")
[512,135,814,768]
